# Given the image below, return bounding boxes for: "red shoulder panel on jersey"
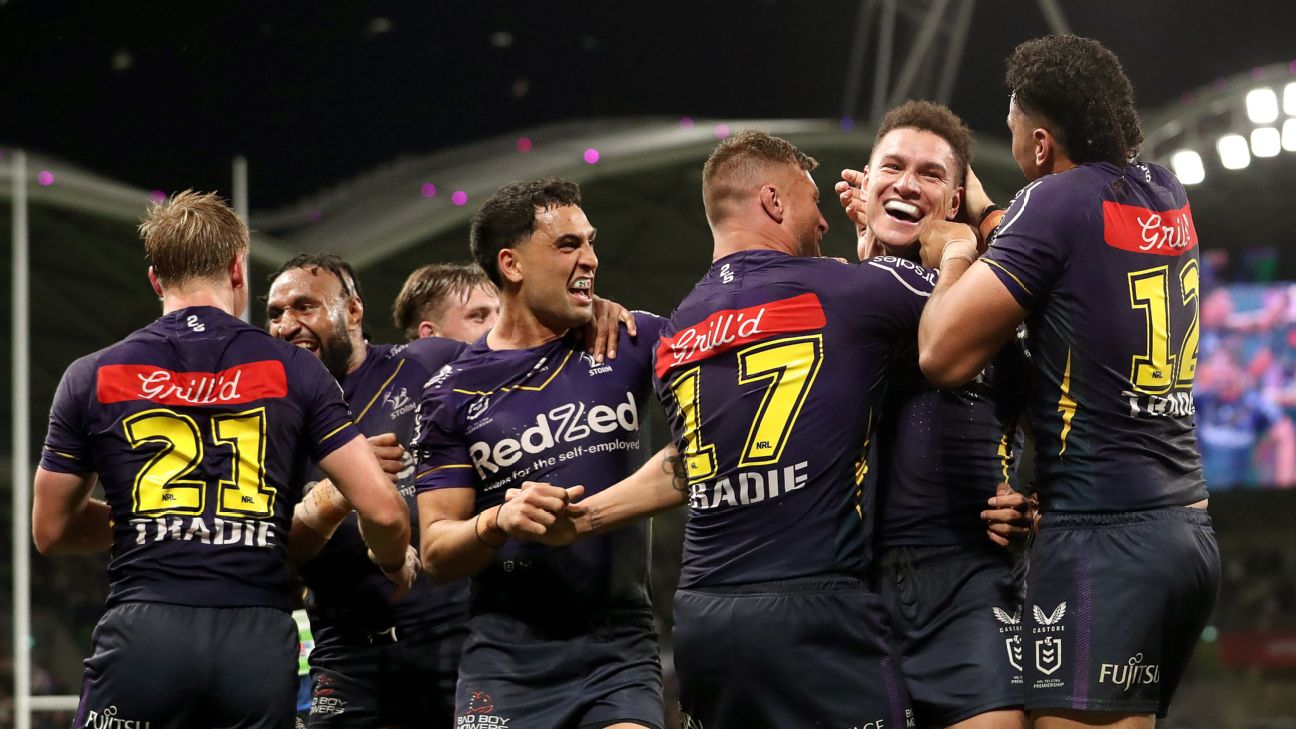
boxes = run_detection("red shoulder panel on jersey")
[1102,201,1198,256]
[97,361,289,405]
[655,292,826,378]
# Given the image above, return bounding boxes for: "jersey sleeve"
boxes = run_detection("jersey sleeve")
[853,256,937,337]
[294,351,363,462]
[40,355,98,474]
[411,371,478,492]
[980,177,1074,310]
[623,311,668,372]
[399,336,467,376]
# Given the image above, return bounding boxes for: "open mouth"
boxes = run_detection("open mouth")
[569,277,593,303]
[291,338,320,353]
[883,200,923,224]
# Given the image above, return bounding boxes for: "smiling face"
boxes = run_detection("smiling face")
[265,266,358,379]
[425,284,500,343]
[505,204,598,332]
[863,127,963,251]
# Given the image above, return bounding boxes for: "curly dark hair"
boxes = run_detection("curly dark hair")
[470,178,582,287]
[873,100,974,185]
[1005,34,1143,166]
[267,252,364,305]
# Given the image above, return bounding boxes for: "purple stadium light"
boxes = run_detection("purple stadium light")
[1251,67,1266,81]
[679,117,695,129]
[714,123,731,139]
[517,137,533,153]
[1290,59,1296,75]
[149,190,167,203]
[840,117,856,131]
[421,182,438,198]
[307,209,323,222]
[37,170,54,186]
[451,191,468,206]
[583,148,600,164]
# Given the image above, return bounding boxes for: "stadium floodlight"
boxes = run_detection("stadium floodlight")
[1285,82,1296,116]
[1252,127,1281,158]
[1217,133,1251,169]
[1171,150,1206,185]
[1284,118,1296,152]
[1246,88,1280,124]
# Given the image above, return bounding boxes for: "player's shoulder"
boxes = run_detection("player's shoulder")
[849,256,937,298]
[392,336,468,375]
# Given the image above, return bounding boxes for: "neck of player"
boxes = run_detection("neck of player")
[486,298,567,350]
[711,228,806,262]
[159,281,243,319]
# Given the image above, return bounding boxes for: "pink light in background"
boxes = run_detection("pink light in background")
[713,124,731,139]
[583,148,600,164]
[451,191,468,206]
[517,137,533,152]
[421,182,438,198]
[37,170,54,186]
[149,189,167,203]
[679,117,695,129]
[307,209,323,222]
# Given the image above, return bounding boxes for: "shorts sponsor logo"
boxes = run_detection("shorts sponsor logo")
[311,674,347,716]
[458,690,511,727]
[1031,603,1067,687]
[993,606,1024,676]
[84,706,151,729]
[1099,652,1161,692]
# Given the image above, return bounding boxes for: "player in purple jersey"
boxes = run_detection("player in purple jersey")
[411,178,665,729]
[515,131,935,728]
[266,253,470,729]
[830,100,1031,729]
[915,36,1220,728]
[392,262,500,343]
[33,191,412,729]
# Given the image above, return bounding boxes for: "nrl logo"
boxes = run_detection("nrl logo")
[467,396,491,421]
[994,607,1023,672]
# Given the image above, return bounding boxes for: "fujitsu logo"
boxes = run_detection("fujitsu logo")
[84,706,151,729]
[468,392,639,477]
[138,369,244,404]
[1098,653,1160,691]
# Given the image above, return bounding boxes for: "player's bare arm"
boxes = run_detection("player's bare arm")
[32,468,112,555]
[917,234,1027,387]
[317,434,411,581]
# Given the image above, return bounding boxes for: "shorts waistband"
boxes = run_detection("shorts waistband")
[875,543,1008,572]
[684,573,866,595]
[1041,506,1211,528]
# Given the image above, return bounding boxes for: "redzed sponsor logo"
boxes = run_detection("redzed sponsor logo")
[97,361,288,405]
[655,293,826,378]
[1102,201,1198,256]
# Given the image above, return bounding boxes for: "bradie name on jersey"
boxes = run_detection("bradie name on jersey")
[688,460,809,510]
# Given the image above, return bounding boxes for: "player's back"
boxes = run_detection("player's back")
[654,250,934,588]
[41,306,358,610]
[982,162,1206,512]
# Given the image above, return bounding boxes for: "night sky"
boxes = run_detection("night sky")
[4,0,1295,210]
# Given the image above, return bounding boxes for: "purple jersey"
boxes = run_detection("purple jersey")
[298,337,468,641]
[654,250,935,589]
[875,344,1027,548]
[39,306,360,611]
[412,312,666,620]
[981,162,1206,512]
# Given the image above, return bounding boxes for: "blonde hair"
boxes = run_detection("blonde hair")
[702,130,818,227]
[138,190,248,288]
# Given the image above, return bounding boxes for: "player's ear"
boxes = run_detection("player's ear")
[947,185,964,221]
[228,254,246,291]
[759,184,784,224]
[498,247,524,285]
[348,294,364,327]
[417,321,437,339]
[148,266,164,298]
[1034,127,1052,171]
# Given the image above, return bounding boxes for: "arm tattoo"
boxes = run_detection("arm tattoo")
[588,506,605,532]
[663,453,689,493]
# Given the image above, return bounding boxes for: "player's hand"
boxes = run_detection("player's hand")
[958,166,995,227]
[366,433,406,484]
[835,168,869,235]
[917,219,978,269]
[370,544,421,599]
[982,483,1036,549]
[496,483,586,546]
[575,296,636,364]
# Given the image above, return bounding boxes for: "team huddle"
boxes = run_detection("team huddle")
[33,35,1220,729]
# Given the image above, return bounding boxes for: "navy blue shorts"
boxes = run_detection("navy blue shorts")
[673,575,912,729]
[1024,507,1220,718]
[308,620,466,728]
[453,609,663,729]
[874,544,1025,726]
[75,602,298,729]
